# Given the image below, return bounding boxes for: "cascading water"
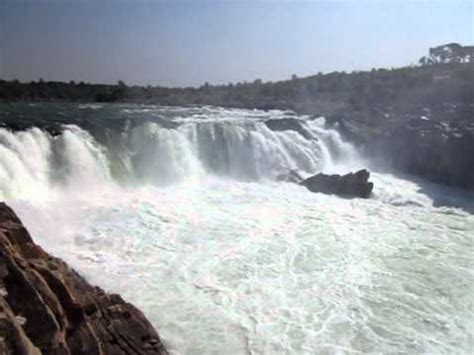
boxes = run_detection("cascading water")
[0,113,361,195]
[0,125,112,200]
[1,103,473,354]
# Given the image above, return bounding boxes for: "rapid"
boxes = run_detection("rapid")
[1,103,473,354]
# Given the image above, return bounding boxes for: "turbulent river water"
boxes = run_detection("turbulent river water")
[1,103,473,354]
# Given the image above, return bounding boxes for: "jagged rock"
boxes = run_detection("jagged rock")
[0,202,168,355]
[300,169,374,198]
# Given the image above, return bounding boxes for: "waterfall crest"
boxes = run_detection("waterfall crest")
[0,109,363,200]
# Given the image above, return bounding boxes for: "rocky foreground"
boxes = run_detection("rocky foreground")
[0,203,167,354]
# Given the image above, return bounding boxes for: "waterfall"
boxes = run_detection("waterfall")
[0,112,363,200]
[2,105,472,355]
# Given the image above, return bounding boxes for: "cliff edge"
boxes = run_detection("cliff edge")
[0,202,168,354]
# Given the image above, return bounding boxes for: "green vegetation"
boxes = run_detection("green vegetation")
[419,43,474,65]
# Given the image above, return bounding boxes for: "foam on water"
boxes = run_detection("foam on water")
[1,105,473,354]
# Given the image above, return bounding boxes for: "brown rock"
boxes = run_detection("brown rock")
[0,202,168,354]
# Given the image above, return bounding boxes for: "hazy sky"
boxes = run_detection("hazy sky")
[1,0,473,87]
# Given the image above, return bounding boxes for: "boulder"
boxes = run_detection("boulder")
[0,202,168,354]
[300,169,374,198]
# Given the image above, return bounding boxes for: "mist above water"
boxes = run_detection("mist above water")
[0,106,362,200]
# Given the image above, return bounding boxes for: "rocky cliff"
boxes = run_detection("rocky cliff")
[0,203,168,355]
[326,103,474,189]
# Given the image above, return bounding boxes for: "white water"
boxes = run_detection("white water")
[1,106,473,354]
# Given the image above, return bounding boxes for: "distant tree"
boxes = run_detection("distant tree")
[418,56,427,66]
[111,80,128,100]
[291,74,298,81]
[199,82,210,91]
[428,43,464,64]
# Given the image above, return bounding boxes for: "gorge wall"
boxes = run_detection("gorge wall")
[325,103,474,189]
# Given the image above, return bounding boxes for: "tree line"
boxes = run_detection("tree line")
[1,46,473,114]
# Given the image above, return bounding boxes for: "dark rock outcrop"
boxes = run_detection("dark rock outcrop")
[327,104,474,190]
[383,128,474,189]
[0,202,167,355]
[300,169,374,198]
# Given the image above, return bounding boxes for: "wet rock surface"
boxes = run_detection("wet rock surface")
[300,169,374,198]
[0,202,168,355]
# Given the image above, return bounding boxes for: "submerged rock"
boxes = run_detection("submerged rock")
[0,202,168,354]
[300,169,374,198]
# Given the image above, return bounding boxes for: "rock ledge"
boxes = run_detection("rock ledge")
[0,202,167,354]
